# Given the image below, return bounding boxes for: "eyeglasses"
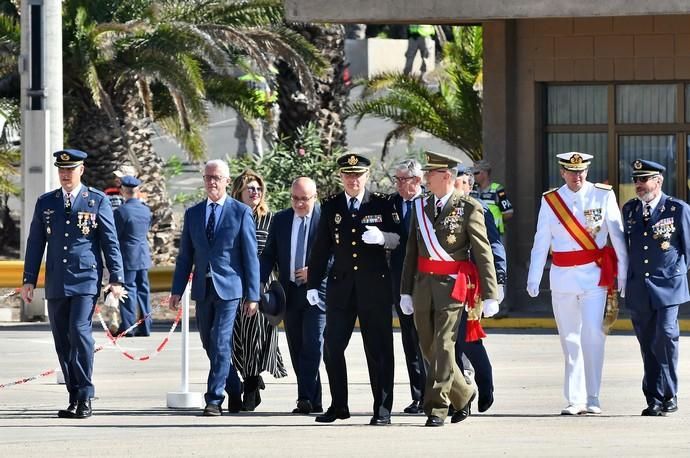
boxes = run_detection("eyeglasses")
[393,176,416,183]
[203,175,227,182]
[632,175,657,183]
[291,195,315,203]
[245,186,263,194]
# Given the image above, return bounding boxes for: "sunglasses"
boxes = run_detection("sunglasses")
[632,175,657,183]
[245,186,263,194]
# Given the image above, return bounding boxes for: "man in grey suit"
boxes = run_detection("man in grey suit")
[260,177,327,414]
[169,159,260,416]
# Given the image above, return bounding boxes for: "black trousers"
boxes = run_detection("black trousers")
[394,301,426,402]
[323,285,394,417]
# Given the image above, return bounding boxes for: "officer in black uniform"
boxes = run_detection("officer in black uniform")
[307,153,401,426]
[623,159,690,416]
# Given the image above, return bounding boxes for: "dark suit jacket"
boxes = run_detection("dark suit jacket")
[260,205,328,307]
[172,197,260,302]
[114,198,152,271]
[23,184,124,299]
[624,193,690,308]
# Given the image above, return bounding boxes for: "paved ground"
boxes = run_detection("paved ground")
[1,323,689,457]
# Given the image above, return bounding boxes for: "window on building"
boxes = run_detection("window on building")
[544,83,690,202]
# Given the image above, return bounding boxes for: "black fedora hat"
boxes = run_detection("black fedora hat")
[259,281,286,327]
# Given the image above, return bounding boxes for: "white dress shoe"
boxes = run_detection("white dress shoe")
[586,405,602,414]
[560,404,586,415]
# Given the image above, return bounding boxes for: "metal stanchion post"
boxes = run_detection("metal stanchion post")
[166,280,202,408]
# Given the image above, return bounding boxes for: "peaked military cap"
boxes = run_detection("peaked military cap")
[422,150,461,171]
[53,149,87,168]
[120,175,141,187]
[337,153,371,173]
[631,159,665,177]
[557,152,593,171]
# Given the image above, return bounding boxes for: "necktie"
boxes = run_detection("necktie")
[403,200,412,233]
[435,199,443,219]
[294,217,307,285]
[349,197,357,213]
[643,204,652,226]
[64,193,72,214]
[206,202,217,243]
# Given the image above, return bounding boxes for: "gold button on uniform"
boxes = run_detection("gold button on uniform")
[354,266,358,271]
[643,232,648,236]
[353,253,358,258]
[644,259,648,264]
[64,233,69,237]
[352,241,356,246]
[66,220,70,225]
[63,259,67,263]
[645,272,650,277]
[643,246,648,250]
[351,228,356,233]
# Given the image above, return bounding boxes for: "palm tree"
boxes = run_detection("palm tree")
[0,0,324,262]
[276,23,350,154]
[347,25,483,161]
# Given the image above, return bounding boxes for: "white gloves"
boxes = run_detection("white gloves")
[497,285,505,304]
[399,294,414,315]
[618,280,626,298]
[362,225,385,245]
[526,282,539,298]
[483,299,499,318]
[306,289,320,306]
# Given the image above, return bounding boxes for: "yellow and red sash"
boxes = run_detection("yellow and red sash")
[543,191,617,289]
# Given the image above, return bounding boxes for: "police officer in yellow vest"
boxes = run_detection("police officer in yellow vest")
[400,151,499,427]
[403,24,435,76]
[471,159,513,237]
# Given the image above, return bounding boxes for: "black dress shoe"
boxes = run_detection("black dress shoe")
[478,393,494,413]
[311,405,324,413]
[315,406,350,423]
[57,402,77,419]
[74,400,92,419]
[403,400,423,414]
[641,404,666,416]
[203,403,223,416]
[663,397,678,413]
[425,415,444,427]
[369,415,391,426]
[292,399,312,414]
[451,392,476,423]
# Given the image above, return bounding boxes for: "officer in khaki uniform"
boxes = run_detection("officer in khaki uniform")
[400,151,499,427]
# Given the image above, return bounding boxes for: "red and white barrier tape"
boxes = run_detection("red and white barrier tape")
[0,296,182,389]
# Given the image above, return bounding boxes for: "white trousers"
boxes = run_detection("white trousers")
[551,288,607,406]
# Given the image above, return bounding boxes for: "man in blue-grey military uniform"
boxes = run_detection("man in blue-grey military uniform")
[114,175,153,337]
[307,153,401,426]
[21,149,125,419]
[623,159,690,416]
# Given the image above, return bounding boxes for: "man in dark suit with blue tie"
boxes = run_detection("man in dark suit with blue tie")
[169,159,260,416]
[623,159,690,416]
[21,149,125,419]
[390,159,427,414]
[114,176,153,337]
[260,176,327,414]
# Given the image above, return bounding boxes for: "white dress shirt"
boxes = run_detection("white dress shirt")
[290,210,313,282]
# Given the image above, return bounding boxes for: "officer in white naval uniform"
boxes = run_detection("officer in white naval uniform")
[527,152,628,415]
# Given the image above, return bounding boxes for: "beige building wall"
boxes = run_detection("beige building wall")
[497,15,690,299]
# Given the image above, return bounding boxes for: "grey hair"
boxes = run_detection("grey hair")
[205,159,229,177]
[393,159,423,178]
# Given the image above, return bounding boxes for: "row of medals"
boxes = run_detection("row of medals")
[45,211,97,236]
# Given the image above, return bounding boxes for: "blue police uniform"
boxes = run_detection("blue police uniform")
[23,149,124,415]
[114,176,153,337]
[623,159,690,416]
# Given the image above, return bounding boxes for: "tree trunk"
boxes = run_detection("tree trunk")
[277,23,350,154]
[66,93,177,265]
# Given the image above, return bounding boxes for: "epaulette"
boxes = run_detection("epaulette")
[321,193,337,203]
[371,192,387,200]
[88,187,105,197]
[542,188,558,196]
[594,183,613,191]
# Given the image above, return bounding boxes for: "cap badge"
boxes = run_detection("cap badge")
[60,153,70,161]
[347,155,358,166]
[633,160,642,170]
[570,154,582,164]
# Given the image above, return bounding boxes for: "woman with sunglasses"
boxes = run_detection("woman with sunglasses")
[229,170,287,411]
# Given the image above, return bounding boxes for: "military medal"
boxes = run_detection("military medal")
[88,199,95,207]
[446,234,457,244]
[334,213,341,224]
[392,212,400,224]
[661,241,671,250]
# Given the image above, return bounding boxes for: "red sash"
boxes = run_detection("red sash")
[543,191,617,290]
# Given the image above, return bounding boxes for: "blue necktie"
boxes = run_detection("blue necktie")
[349,197,357,213]
[206,202,217,243]
[403,200,412,233]
[294,217,307,285]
